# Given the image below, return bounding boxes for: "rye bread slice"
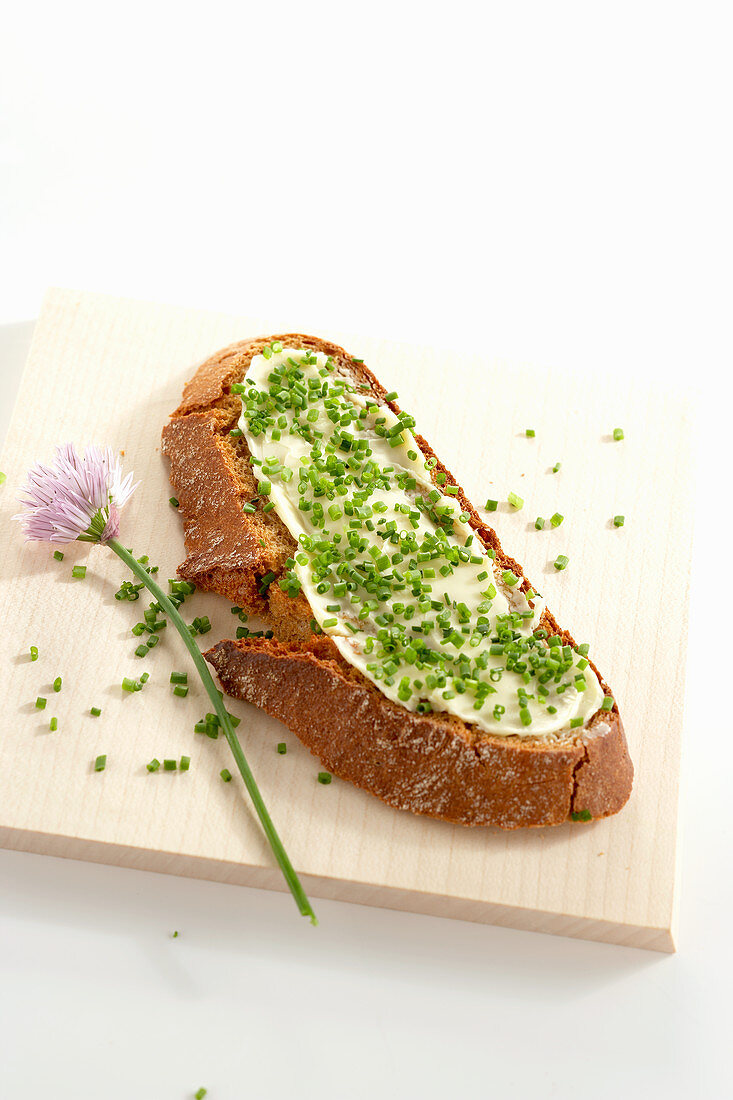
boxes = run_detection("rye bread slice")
[161,335,633,829]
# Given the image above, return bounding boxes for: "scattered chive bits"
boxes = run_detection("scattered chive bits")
[164,759,177,771]
[317,772,332,785]
[172,930,179,938]
[195,1090,208,1100]
[277,742,287,754]
[525,429,535,437]
[220,768,232,782]
[30,645,39,661]
[53,550,64,561]
[94,754,107,772]
[35,696,47,709]
[601,695,614,711]
[0,471,5,485]
[613,515,625,527]
[173,685,189,698]
[180,755,191,771]
[122,674,148,692]
[147,758,161,772]
[238,347,605,735]
[535,517,545,530]
[613,428,624,441]
[53,676,62,692]
[170,671,188,685]
[49,717,58,732]
[71,565,86,579]
[550,512,564,528]
[552,462,561,473]
[571,808,592,821]
[554,554,569,571]
[169,496,179,507]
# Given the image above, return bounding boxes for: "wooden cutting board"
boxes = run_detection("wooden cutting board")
[0,289,693,951]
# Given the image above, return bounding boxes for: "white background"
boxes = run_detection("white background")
[1,3,731,1099]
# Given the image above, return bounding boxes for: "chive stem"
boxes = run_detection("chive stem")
[106,538,316,924]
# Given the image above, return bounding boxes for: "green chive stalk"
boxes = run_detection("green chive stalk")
[107,538,316,925]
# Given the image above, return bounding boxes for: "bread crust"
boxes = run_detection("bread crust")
[162,336,633,828]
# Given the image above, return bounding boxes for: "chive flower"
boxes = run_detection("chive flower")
[13,441,315,924]
[14,443,137,544]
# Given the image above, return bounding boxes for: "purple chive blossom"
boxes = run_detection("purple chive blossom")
[14,443,137,544]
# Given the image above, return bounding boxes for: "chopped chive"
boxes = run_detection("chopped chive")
[277,742,287,754]
[552,462,561,473]
[147,758,160,772]
[71,565,86,579]
[49,717,58,732]
[322,617,337,629]
[170,671,188,684]
[30,646,38,661]
[173,685,189,698]
[571,808,592,821]
[507,492,524,510]
[0,472,5,485]
[195,1090,208,1100]
[53,676,62,692]
[164,759,177,771]
[53,550,64,561]
[601,695,614,711]
[94,754,106,772]
[383,390,398,402]
[535,516,545,530]
[169,497,179,507]
[550,512,564,527]
[179,755,191,771]
[613,428,624,441]
[501,570,520,587]
[131,622,145,636]
[220,768,232,782]
[90,706,101,717]
[317,771,332,785]
[613,515,625,527]
[569,717,583,728]
[485,499,498,512]
[134,644,148,658]
[35,696,47,709]
[525,429,535,437]
[554,555,569,571]
[121,677,137,692]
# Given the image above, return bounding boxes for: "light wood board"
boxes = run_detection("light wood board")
[0,289,693,951]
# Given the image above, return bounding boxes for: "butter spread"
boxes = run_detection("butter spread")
[238,346,604,738]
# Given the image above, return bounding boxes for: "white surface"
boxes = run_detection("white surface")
[1,2,731,1098]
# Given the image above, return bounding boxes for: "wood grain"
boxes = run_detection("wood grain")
[0,289,693,951]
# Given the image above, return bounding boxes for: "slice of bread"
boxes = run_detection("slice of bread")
[162,335,633,829]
